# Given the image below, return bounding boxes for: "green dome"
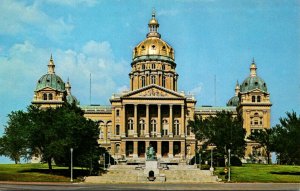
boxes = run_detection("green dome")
[240,76,267,93]
[36,74,65,92]
[66,94,79,105]
[227,96,239,106]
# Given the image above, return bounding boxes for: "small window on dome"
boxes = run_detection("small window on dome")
[141,45,145,50]
[38,80,41,83]
[255,82,258,86]
[245,82,248,86]
[152,45,155,49]
[162,46,166,50]
[57,81,60,84]
[263,83,266,87]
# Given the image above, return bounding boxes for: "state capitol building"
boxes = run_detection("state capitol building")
[32,13,272,164]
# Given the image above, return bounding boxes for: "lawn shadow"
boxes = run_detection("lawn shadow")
[270,171,300,175]
[19,168,91,179]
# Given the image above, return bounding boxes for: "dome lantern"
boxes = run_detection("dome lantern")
[250,58,257,77]
[147,11,161,38]
[48,54,55,74]
[235,80,240,96]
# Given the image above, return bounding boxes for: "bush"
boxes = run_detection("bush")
[230,156,242,166]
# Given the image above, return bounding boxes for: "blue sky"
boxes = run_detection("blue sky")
[0,0,299,163]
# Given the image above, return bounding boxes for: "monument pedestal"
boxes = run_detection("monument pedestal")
[144,160,159,176]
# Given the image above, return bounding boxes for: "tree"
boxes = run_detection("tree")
[188,111,246,165]
[247,128,274,164]
[0,111,29,164]
[273,111,300,165]
[1,103,101,171]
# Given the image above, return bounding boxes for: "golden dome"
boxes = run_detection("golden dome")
[132,12,175,61]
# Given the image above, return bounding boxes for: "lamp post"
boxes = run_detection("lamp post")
[199,151,201,170]
[103,153,106,170]
[228,149,231,182]
[209,143,216,174]
[70,148,73,182]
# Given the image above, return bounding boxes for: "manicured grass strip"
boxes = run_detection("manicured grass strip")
[0,163,88,182]
[216,164,300,183]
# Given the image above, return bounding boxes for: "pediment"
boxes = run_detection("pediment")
[35,86,63,92]
[122,85,184,99]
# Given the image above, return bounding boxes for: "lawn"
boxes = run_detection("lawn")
[0,163,89,182]
[215,164,300,183]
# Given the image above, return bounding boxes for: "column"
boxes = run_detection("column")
[134,104,138,137]
[145,141,150,158]
[133,141,138,158]
[145,104,150,137]
[121,105,126,137]
[169,141,173,158]
[157,141,162,158]
[181,104,185,138]
[157,104,161,137]
[169,105,173,137]
[121,141,126,158]
[181,141,185,159]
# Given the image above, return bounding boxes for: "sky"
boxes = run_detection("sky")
[0,0,299,163]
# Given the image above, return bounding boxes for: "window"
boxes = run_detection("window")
[116,125,120,135]
[151,76,156,84]
[150,119,156,133]
[43,93,47,100]
[141,76,145,87]
[162,64,165,70]
[142,64,145,70]
[128,119,134,130]
[107,122,112,139]
[257,96,261,102]
[139,119,145,130]
[162,119,168,136]
[174,120,180,135]
[152,63,155,69]
[99,122,105,139]
[116,110,120,116]
[162,76,166,87]
[252,96,256,102]
[48,93,53,100]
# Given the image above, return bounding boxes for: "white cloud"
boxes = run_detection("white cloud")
[0,0,73,40]
[189,83,203,96]
[44,0,99,7]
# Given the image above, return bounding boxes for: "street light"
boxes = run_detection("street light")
[103,153,106,170]
[208,143,216,174]
[199,151,201,170]
[70,148,73,182]
[228,149,231,182]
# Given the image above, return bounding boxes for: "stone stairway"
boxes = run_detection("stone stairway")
[85,164,218,183]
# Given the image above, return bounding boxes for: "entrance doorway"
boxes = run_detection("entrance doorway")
[162,141,169,157]
[174,141,181,156]
[138,141,145,157]
[126,141,133,157]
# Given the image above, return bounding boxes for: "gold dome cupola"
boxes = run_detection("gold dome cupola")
[129,12,178,92]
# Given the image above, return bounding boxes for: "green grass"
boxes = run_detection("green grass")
[0,163,89,182]
[215,164,300,183]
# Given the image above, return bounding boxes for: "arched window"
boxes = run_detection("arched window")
[48,93,53,100]
[151,76,156,84]
[139,119,145,130]
[152,63,155,69]
[151,119,156,133]
[257,96,261,102]
[43,93,47,100]
[128,119,134,130]
[162,64,165,70]
[116,125,120,135]
[162,76,166,87]
[116,110,120,117]
[142,64,145,70]
[252,96,256,102]
[141,76,145,87]
[99,122,105,139]
[174,120,180,135]
[162,119,168,136]
[115,144,120,153]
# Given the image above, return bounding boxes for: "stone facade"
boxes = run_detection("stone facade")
[32,13,271,163]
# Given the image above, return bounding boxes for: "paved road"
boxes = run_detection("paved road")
[0,182,299,191]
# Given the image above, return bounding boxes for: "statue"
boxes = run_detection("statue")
[146,145,156,160]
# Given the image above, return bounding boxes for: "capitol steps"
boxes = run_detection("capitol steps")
[84,165,218,183]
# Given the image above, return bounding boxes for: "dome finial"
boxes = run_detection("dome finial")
[65,77,71,95]
[235,80,240,96]
[48,54,55,74]
[250,58,257,77]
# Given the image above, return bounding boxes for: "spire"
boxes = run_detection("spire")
[65,77,71,95]
[250,58,257,77]
[147,10,161,38]
[47,54,55,74]
[235,80,240,96]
